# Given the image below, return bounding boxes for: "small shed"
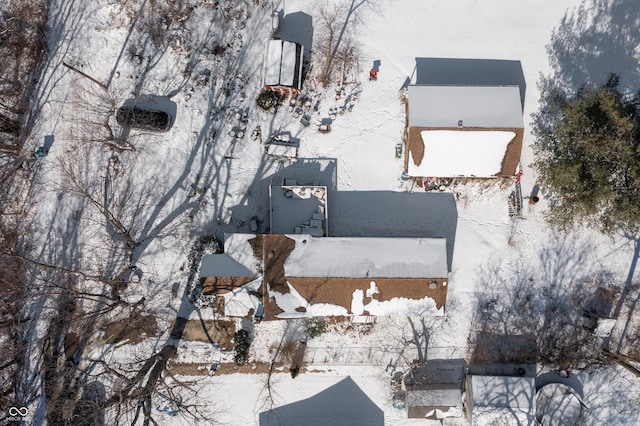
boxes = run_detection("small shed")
[263,39,304,95]
[467,374,536,425]
[404,359,466,419]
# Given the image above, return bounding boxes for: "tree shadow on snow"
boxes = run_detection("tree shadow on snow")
[543,0,640,354]
[544,0,640,94]
[469,233,621,367]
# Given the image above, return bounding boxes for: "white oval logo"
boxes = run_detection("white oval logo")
[8,406,28,416]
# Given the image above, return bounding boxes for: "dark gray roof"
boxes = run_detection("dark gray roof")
[408,85,524,129]
[412,57,526,109]
[407,385,463,408]
[259,377,383,426]
[405,359,466,388]
[404,359,466,409]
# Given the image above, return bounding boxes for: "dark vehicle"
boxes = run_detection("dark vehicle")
[116,105,173,131]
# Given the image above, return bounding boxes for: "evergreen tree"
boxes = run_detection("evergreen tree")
[532,74,640,235]
[234,329,251,365]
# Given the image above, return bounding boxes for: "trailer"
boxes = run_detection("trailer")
[266,143,298,160]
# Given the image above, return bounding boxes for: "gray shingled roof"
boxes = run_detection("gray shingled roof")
[284,235,448,279]
[408,85,524,129]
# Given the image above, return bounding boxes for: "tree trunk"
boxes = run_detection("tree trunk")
[0,143,21,155]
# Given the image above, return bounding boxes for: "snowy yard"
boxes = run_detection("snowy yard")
[6,0,640,424]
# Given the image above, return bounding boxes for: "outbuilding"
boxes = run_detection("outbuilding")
[263,39,304,95]
[466,374,536,425]
[404,359,466,420]
[406,84,524,177]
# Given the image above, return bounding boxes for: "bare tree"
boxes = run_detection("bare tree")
[0,0,48,154]
[0,231,27,416]
[91,345,216,425]
[315,0,370,86]
[471,247,620,368]
[7,0,274,423]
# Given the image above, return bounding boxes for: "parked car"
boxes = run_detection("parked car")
[116,105,173,131]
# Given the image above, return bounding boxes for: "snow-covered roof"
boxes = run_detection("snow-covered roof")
[263,39,303,89]
[350,293,442,317]
[223,233,259,275]
[200,253,257,277]
[407,386,462,409]
[269,282,350,319]
[283,235,448,278]
[471,375,535,411]
[407,85,524,129]
[280,41,298,86]
[405,359,465,416]
[264,40,283,86]
[266,143,298,158]
[221,278,262,317]
[412,58,526,108]
[408,130,516,177]
[407,359,466,387]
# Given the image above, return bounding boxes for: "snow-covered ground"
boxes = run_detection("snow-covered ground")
[21,0,640,424]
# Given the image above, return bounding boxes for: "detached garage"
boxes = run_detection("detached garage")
[406,85,524,177]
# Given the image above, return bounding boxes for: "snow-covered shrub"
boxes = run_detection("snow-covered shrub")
[256,91,277,110]
[303,317,326,339]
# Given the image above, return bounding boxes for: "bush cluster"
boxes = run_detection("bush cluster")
[303,317,326,339]
[256,91,277,110]
[233,329,251,365]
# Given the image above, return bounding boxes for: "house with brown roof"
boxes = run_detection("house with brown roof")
[199,177,450,319]
[200,232,449,320]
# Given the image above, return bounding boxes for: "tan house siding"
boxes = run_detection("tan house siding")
[407,126,524,176]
